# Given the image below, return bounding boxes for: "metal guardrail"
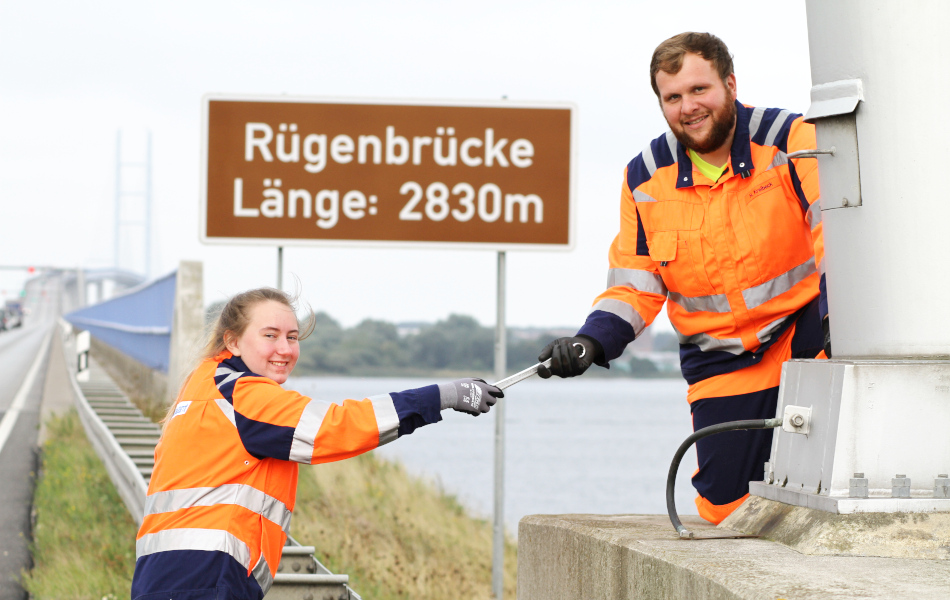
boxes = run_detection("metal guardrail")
[61,322,361,599]
[66,340,150,523]
[273,542,359,600]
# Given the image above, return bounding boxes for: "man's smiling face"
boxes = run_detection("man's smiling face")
[656,52,737,159]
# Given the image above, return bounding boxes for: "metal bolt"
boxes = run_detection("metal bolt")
[292,561,301,572]
[842,198,849,207]
[892,474,911,498]
[790,413,805,427]
[935,475,950,499]
[850,473,868,498]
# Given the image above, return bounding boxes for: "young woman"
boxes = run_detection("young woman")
[131,288,502,600]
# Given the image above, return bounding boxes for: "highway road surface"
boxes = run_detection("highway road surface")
[0,282,58,600]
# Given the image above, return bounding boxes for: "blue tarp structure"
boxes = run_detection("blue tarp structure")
[65,270,177,372]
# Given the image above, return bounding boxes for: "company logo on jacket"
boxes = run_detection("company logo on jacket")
[747,181,774,200]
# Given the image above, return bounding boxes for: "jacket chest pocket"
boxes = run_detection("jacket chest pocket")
[642,199,703,232]
[647,231,677,262]
[642,199,703,261]
[642,201,715,295]
[621,196,701,258]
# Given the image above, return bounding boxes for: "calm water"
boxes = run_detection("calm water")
[287,375,698,532]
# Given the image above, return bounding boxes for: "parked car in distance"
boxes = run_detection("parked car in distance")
[2,300,23,329]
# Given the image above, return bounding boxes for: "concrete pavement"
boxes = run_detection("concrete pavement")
[37,324,75,445]
[518,513,950,599]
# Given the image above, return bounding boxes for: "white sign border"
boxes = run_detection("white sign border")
[198,93,577,253]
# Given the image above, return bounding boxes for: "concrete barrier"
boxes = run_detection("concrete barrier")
[65,261,204,418]
[90,336,168,419]
[517,513,950,599]
[166,261,204,406]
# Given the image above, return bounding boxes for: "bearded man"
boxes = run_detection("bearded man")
[538,32,829,524]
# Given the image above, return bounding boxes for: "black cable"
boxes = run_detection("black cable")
[667,417,782,539]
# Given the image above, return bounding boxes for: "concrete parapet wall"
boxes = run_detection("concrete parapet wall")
[517,513,950,599]
[167,261,204,405]
[90,336,167,420]
[68,260,204,420]
[518,515,735,600]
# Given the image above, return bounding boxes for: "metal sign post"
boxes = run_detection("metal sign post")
[492,250,506,599]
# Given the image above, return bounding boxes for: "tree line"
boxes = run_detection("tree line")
[205,302,679,378]
[293,312,679,378]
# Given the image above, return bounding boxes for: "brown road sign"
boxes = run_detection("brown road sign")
[200,95,576,250]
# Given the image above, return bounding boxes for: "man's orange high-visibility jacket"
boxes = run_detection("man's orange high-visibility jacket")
[578,101,826,386]
[132,351,443,600]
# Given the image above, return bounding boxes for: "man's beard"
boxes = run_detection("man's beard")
[671,98,737,156]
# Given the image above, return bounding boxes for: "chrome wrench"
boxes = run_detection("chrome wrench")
[491,342,586,390]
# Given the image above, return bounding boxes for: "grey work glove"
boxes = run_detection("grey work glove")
[537,335,602,379]
[438,378,503,415]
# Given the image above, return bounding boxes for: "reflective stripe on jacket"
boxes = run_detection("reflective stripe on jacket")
[578,101,825,385]
[133,352,442,599]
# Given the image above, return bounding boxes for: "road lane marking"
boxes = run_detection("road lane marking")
[0,329,52,458]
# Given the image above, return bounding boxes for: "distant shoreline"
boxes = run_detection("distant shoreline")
[290,366,684,380]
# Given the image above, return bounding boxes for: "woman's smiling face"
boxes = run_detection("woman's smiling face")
[225,299,300,384]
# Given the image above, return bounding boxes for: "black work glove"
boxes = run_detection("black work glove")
[537,336,603,379]
[438,378,503,415]
[822,317,832,358]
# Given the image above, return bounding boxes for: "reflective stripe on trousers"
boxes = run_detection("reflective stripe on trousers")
[136,529,274,595]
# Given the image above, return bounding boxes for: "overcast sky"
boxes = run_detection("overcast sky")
[0,0,812,330]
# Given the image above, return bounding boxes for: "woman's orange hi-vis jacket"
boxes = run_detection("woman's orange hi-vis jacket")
[578,101,826,386]
[131,351,443,600]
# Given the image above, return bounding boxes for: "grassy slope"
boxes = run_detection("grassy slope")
[293,452,518,600]
[24,411,517,599]
[22,410,137,599]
